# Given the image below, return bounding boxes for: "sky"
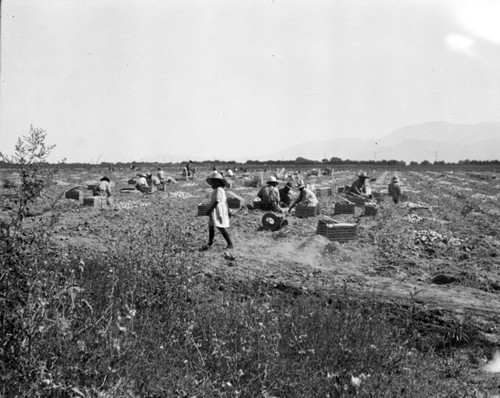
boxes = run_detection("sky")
[1,0,500,163]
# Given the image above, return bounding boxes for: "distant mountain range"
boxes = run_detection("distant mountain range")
[138,121,500,163]
[263,121,500,163]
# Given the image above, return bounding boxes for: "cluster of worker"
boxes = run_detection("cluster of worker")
[198,170,403,251]
[133,167,180,192]
[90,169,402,252]
[256,176,318,213]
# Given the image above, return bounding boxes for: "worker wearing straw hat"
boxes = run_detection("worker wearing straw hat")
[388,176,402,204]
[349,171,370,197]
[92,176,113,205]
[201,171,233,250]
[257,176,281,211]
[289,180,318,212]
[279,180,294,208]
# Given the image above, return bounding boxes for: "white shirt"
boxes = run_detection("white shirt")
[209,187,230,228]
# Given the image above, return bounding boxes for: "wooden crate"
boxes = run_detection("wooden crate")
[253,198,261,209]
[243,179,259,188]
[316,187,333,197]
[197,203,210,216]
[364,203,378,216]
[83,196,105,207]
[65,189,83,200]
[347,196,367,206]
[316,220,357,242]
[227,192,245,209]
[138,185,157,194]
[334,203,355,215]
[295,203,320,218]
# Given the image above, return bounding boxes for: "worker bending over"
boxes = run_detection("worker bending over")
[349,172,371,197]
[289,180,318,212]
[257,176,281,211]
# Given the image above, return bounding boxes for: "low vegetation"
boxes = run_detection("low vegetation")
[0,128,495,397]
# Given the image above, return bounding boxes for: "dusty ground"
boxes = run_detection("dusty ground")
[2,166,500,340]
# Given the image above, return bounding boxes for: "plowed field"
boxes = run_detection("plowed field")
[2,166,500,340]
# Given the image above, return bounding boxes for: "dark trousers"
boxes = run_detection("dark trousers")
[208,226,233,247]
[260,202,279,211]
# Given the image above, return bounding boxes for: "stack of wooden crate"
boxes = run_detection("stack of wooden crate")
[316,219,357,242]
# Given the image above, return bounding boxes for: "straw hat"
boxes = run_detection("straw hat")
[358,171,369,179]
[285,181,293,188]
[297,179,305,189]
[100,176,110,183]
[266,176,279,185]
[137,173,147,178]
[392,176,399,182]
[206,171,228,187]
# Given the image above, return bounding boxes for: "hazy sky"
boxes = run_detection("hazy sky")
[1,0,500,163]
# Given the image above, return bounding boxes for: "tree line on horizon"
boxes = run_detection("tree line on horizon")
[1,156,499,169]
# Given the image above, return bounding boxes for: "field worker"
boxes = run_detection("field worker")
[226,168,234,178]
[151,174,161,186]
[289,180,319,212]
[185,160,193,177]
[135,173,149,192]
[388,176,402,204]
[157,167,166,183]
[201,171,233,251]
[257,176,281,211]
[94,176,112,197]
[349,171,370,197]
[279,181,294,208]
